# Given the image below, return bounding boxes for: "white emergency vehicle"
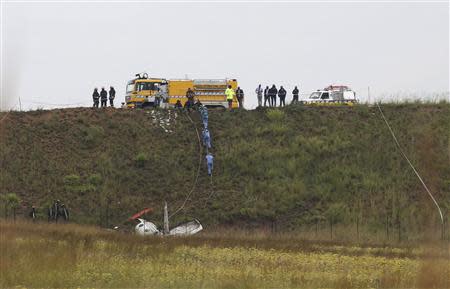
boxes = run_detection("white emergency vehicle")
[301,85,358,105]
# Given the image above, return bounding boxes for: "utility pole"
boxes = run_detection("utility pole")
[163,201,169,235]
[367,86,371,104]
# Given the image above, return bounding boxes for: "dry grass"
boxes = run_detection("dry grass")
[1,221,449,289]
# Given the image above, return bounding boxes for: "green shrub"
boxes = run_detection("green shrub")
[64,174,81,186]
[134,152,148,168]
[266,109,285,122]
[81,125,105,147]
[88,174,102,186]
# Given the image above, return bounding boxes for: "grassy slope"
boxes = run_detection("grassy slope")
[0,104,449,239]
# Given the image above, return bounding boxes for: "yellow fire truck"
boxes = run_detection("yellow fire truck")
[125,73,239,108]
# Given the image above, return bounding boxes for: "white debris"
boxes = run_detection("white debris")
[134,218,203,236]
[135,218,160,236]
[170,219,203,236]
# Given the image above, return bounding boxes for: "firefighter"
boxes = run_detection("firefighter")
[185,88,195,112]
[268,85,278,107]
[235,86,244,108]
[202,128,211,149]
[159,84,169,108]
[109,86,116,107]
[174,100,183,109]
[194,99,203,111]
[29,206,37,222]
[100,87,108,108]
[206,152,214,176]
[225,85,235,109]
[92,88,100,108]
[255,84,263,107]
[278,86,287,107]
[264,86,270,107]
[292,86,299,104]
[154,88,162,107]
[60,203,69,221]
[48,199,61,222]
[201,107,208,128]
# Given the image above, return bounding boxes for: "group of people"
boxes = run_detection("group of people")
[92,87,116,108]
[225,85,244,109]
[197,105,214,176]
[48,199,69,222]
[92,83,299,110]
[28,199,70,223]
[255,84,300,107]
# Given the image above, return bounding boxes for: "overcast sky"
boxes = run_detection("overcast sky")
[1,1,449,110]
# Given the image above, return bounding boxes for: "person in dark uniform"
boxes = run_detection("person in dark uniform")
[92,88,100,108]
[278,86,287,107]
[185,88,195,112]
[292,86,299,104]
[268,85,278,107]
[60,203,69,221]
[264,86,270,107]
[100,87,108,108]
[174,100,183,110]
[235,87,244,108]
[109,86,116,107]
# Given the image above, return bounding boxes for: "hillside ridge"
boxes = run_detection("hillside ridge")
[1,104,449,240]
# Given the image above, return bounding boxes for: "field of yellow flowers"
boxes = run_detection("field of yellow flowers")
[1,221,449,288]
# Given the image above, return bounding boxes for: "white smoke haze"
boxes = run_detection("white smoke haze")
[1,2,449,111]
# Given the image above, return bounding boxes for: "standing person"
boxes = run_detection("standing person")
[49,199,61,222]
[29,206,37,222]
[235,86,244,108]
[154,88,162,107]
[225,85,235,109]
[100,87,108,108]
[161,85,169,109]
[109,86,116,107]
[264,86,270,107]
[292,86,299,104]
[205,153,214,176]
[268,85,278,107]
[202,128,211,149]
[186,88,195,112]
[92,88,100,108]
[255,84,263,107]
[278,86,287,107]
[60,203,69,221]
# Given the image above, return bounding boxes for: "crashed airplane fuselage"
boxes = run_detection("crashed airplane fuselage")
[135,218,203,236]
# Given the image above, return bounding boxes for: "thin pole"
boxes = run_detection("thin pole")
[163,201,169,235]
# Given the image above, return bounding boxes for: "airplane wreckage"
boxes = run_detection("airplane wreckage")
[116,204,203,237]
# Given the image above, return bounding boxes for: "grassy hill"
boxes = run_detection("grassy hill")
[1,103,449,241]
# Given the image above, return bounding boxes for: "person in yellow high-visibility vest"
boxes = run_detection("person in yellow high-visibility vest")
[225,85,235,109]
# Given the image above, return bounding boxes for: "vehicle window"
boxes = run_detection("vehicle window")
[136,82,160,91]
[126,83,135,93]
[310,92,321,99]
[331,92,344,101]
[321,92,329,99]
